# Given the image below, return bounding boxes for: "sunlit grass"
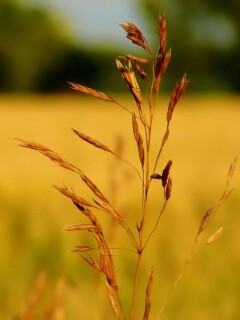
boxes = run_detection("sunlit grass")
[0,94,239,319]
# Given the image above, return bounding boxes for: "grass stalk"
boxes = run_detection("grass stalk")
[19,15,236,320]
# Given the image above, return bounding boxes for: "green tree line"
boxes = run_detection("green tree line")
[0,0,122,92]
[0,0,239,93]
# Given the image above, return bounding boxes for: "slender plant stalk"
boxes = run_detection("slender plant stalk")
[19,15,236,320]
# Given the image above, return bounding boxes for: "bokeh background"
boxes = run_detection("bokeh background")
[1,0,240,93]
[1,1,240,319]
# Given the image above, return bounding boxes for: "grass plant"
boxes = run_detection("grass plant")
[18,16,236,319]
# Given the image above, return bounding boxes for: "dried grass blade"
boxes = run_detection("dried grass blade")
[73,128,112,153]
[153,48,171,94]
[55,172,108,207]
[119,54,148,65]
[136,62,147,80]
[165,177,172,201]
[207,227,223,245]
[54,185,94,208]
[161,160,172,188]
[17,139,81,174]
[196,158,235,243]
[80,172,109,203]
[107,282,120,320]
[167,73,189,124]
[71,246,93,253]
[72,205,102,238]
[158,15,167,54]
[132,113,145,168]
[143,268,154,320]
[227,157,237,184]
[162,128,169,147]
[94,200,123,222]
[218,187,234,206]
[95,200,138,250]
[196,207,214,242]
[79,256,103,274]
[63,224,97,231]
[68,82,115,103]
[119,55,148,80]
[196,189,232,242]
[119,22,150,54]
[116,59,142,105]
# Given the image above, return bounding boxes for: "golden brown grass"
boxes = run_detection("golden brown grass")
[17,16,237,320]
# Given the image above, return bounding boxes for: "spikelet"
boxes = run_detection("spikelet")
[94,200,123,223]
[165,177,172,201]
[120,22,151,54]
[167,74,189,124]
[107,282,120,320]
[132,113,145,168]
[227,157,238,184]
[62,224,97,231]
[162,128,170,147]
[116,59,142,105]
[158,15,167,54]
[118,54,148,80]
[68,82,115,103]
[17,139,81,174]
[153,14,170,94]
[73,128,113,153]
[71,246,93,253]
[196,207,215,242]
[94,199,137,250]
[195,157,236,242]
[119,54,148,65]
[206,227,223,245]
[54,185,94,208]
[80,172,109,203]
[143,268,154,320]
[153,49,171,94]
[161,160,172,188]
[66,200,119,294]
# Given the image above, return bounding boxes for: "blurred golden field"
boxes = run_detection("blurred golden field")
[0,94,240,319]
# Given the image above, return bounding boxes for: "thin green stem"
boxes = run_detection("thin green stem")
[156,246,203,319]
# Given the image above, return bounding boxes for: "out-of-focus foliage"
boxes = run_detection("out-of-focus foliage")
[140,0,240,92]
[1,0,239,93]
[40,47,125,93]
[0,0,71,91]
[0,0,122,93]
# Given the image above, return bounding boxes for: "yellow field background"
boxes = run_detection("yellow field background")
[0,94,240,319]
